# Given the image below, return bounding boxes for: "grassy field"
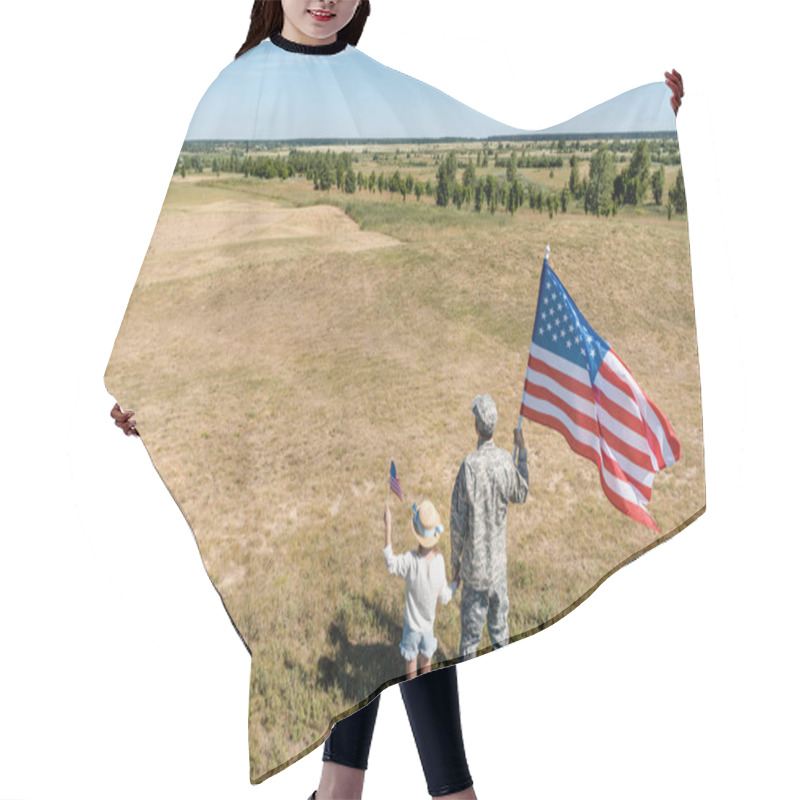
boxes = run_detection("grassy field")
[106,143,704,780]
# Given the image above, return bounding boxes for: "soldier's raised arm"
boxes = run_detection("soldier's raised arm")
[509,427,529,505]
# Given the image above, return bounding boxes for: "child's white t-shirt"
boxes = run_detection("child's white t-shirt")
[383,546,457,632]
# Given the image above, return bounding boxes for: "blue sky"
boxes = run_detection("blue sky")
[186,40,674,142]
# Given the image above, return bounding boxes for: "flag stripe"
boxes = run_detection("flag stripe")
[522,393,653,505]
[523,383,599,438]
[524,375,596,421]
[594,407,657,472]
[597,357,667,468]
[594,380,652,444]
[526,364,660,475]
[529,344,594,387]
[522,381,653,502]
[600,425,655,489]
[522,403,658,530]
[603,353,680,467]
[528,350,594,403]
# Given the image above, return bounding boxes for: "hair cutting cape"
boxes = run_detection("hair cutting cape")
[105,34,704,783]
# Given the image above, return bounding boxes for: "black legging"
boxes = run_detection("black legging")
[323,665,473,797]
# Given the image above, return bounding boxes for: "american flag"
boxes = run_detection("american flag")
[520,259,680,531]
[389,460,403,500]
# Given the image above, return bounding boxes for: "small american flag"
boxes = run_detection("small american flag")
[389,460,403,500]
[520,259,680,531]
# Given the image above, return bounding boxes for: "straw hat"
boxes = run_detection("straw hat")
[412,500,445,548]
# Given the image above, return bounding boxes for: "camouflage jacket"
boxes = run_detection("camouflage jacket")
[450,439,529,591]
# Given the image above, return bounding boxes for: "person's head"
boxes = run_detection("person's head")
[236,0,371,58]
[412,501,444,554]
[472,394,497,441]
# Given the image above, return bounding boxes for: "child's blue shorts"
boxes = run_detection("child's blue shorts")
[399,621,437,661]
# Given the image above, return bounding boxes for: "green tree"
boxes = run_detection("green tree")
[318,160,334,191]
[344,168,357,194]
[507,178,524,215]
[484,175,498,214]
[474,177,484,212]
[627,140,651,204]
[444,151,458,183]
[435,151,459,207]
[506,151,518,183]
[569,154,581,197]
[651,164,665,205]
[463,158,477,192]
[436,162,450,207]
[585,143,615,216]
[668,167,687,213]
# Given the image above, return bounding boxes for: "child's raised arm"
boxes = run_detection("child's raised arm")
[384,500,392,550]
[382,501,411,578]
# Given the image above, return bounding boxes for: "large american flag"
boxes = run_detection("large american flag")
[520,259,680,531]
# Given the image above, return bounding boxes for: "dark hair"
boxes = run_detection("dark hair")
[236,0,371,59]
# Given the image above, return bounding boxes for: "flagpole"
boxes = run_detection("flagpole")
[514,245,550,464]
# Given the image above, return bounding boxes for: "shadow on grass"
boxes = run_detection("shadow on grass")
[316,593,404,704]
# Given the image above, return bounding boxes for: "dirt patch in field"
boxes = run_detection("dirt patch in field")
[138,197,400,285]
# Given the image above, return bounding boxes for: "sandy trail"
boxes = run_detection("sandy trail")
[138,197,400,285]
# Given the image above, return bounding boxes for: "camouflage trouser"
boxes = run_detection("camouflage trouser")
[459,579,509,660]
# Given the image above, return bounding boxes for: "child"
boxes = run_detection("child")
[383,499,458,680]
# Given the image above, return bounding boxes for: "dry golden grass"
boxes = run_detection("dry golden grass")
[106,165,704,780]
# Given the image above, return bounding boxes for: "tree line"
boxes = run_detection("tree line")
[176,139,685,218]
[581,141,685,218]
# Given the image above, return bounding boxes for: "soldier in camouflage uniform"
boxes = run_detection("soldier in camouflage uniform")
[450,394,529,659]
